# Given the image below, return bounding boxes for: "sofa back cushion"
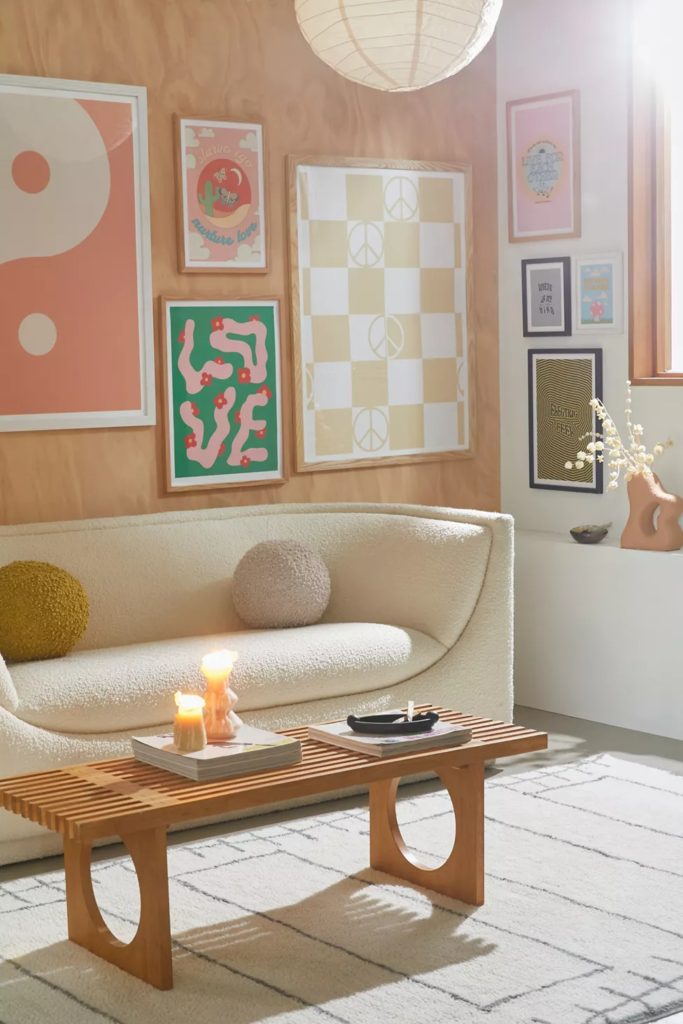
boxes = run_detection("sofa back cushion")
[0,506,492,651]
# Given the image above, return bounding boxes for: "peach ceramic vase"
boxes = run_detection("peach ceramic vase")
[621,472,683,551]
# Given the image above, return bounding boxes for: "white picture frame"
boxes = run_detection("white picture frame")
[574,252,623,334]
[0,73,154,432]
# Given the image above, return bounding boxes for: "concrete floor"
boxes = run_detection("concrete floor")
[2,706,683,1020]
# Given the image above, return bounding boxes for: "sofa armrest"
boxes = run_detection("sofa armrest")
[0,656,18,714]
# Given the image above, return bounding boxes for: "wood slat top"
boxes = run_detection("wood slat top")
[0,707,547,842]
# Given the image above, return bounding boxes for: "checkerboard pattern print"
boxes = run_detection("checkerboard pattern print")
[296,165,470,464]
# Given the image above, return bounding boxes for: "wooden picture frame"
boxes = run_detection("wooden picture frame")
[174,115,268,273]
[161,297,285,492]
[528,347,603,493]
[287,154,476,474]
[0,73,155,432]
[507,90,581,243]
[574,252,623,334]
[522,257,572,337]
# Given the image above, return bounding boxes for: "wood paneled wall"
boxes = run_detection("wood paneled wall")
[0,0,499,525]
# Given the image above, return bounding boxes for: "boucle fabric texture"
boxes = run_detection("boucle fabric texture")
[0,560,89,662]
[0,506,493,651]
[233,540,331,629]
[1,755,682,1024]
[10,623,445,734]
[0,504,513,865]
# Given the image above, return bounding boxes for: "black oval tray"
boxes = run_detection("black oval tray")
[346,711,439,735]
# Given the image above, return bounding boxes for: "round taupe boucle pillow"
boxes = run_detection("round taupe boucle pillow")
[233,541,331,629]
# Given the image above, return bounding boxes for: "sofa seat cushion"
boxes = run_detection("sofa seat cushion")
[9,622,447,735]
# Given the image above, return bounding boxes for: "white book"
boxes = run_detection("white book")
[307,719,471,758]
[132,725,301,781]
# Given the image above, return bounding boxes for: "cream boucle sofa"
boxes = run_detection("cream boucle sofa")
[0,503,513,865]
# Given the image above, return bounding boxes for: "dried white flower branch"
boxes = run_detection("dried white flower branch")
[565,381,672,491]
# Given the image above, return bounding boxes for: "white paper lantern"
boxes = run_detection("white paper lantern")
[295,0,503,93]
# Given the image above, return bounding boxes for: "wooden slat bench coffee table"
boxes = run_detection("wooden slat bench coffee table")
[0,706,547,990]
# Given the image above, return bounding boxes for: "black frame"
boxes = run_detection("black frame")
[522,256,572,337]
[528,347,603,493]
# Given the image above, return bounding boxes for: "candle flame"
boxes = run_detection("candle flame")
[174,691,205,712]
[201,649,238,673]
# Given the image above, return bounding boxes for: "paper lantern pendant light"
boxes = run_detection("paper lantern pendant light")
[295,0,503,93]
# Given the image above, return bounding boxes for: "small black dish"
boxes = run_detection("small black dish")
[570,525,610,545]
[347,711,439,735]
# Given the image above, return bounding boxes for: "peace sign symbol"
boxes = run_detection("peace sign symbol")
[353,407,389,452]
[384,176,418,221]
[456,359,465,398]
[368,315,405,360]
[348,222,384,267]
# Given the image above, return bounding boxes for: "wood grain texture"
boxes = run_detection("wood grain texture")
[369,761,485,905]
[628,0,682,385]
[64,825,173,990]
[0,708,547,843]
[0,0,500,524]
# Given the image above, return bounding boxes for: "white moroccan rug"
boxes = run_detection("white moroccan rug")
[1,754,682,1024]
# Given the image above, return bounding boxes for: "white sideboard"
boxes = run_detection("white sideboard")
[514,530,683,741]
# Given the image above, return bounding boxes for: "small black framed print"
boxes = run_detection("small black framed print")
[522,256,572,337]
[528,347,603,493]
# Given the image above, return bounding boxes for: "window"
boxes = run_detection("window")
[630,0,683,382]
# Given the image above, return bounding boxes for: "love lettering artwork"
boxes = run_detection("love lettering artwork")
[163,300,283,490]
[176,117,267,272]
[0,75,154,431]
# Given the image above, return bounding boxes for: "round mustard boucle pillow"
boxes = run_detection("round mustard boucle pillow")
[233,541,331,629]
[0,560,89,662]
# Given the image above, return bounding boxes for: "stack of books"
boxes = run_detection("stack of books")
[132,725,301,781]
[307,718,472,757]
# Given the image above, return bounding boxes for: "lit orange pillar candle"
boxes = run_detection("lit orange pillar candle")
[201,650,242,741]
[173,692,207,752]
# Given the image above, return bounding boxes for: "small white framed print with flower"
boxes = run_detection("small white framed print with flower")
[574,253,623,334]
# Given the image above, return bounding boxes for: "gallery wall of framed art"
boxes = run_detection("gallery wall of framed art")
[0,3,500,526]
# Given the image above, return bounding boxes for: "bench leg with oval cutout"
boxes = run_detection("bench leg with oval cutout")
[63,825,173,990]
[369,761,485,906]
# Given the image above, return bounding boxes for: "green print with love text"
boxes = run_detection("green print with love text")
[169,304,279,480]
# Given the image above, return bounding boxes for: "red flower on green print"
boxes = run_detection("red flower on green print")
[255,428,267,439]
[258,385,272,399]
[214,356,225,365]
[211,317,224,331]
[249,315,260,322]
[240,455,251,468]
[237,367,251,384]
[235,409,241,423]
[218,443,226,457]
[178,330,186,344]
[185,433,197,449]
[200,372,212,387]
[190,402,200,416]
[213,393,228,409]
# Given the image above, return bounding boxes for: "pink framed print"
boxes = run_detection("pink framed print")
[175,116,267,273]
[0,73,154,432]
[507,90,581,243]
